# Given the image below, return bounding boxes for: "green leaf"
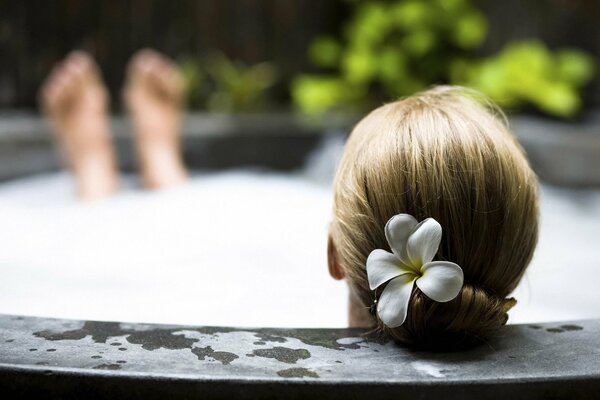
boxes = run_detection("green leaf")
[246,62,278,91]
[341,47,378,84]
[378,46,408,85]
[534,83,580,117]
[451,11,487,49]
[309,36,342,68]
[401,29,436,56]
[391,1,433,30]
[465,60,518,107]
[291,75,363,115]
[555,49,596,87]
[436,0,467,13]
[500,41,553,81]
[347,2,390,46]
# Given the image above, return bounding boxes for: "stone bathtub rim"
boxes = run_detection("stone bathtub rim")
[1,314,599,398]
[2,363,600,385]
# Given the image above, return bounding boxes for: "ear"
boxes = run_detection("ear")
[327,234,345,280]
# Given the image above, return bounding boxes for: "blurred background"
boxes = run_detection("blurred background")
[0,0,598,116]
[0,0,598,328]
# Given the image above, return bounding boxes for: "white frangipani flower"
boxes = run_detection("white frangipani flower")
[366,214,464,328]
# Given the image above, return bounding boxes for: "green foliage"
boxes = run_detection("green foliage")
[291,76,365,115]
[452,41,596,117]
[178,53,278,112]
[292,0,488,115]
[292,0,596,118]
[309,37,342,68]
[178,57,206,109]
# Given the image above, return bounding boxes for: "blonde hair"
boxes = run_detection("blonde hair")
[330,86,539,349]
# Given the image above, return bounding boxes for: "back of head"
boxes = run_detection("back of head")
[330,86,539,349]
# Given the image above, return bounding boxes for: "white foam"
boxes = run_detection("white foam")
[509,185,600,324]
[0,170,347,328]
[0,159,598,327]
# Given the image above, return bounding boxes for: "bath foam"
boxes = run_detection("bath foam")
[0,170,599,327]
[0,171,347,328]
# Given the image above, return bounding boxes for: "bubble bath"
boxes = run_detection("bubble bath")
[0,139,598,327]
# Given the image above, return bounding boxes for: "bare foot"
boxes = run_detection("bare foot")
[124,49,187,189]
[40,51,118,200]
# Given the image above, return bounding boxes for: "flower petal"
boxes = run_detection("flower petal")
[385,214,418,266]
[366,249,414,290]
[406,218,442,265]
[377,274,417,328]
[416,261,464,302]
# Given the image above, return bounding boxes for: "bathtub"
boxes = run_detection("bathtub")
[0,113,599,399]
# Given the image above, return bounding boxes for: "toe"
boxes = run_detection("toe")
[67,56,86,81]
[138,48,163,63]
[67,51,98,76]
[40,63,64,96]
[68,50,92,65]
[39,72,57,108]
[59,63,80,97]
[143,53,182,96]
[127,51,152,85]
[40,64,72,114]
[52,65,71,94]
[68,51,103,85]
[125,49,183,106]
[129,49,155,74]
[157,64,183,100]
[39,82,57,111]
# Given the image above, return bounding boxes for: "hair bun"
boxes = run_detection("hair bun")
[381,284,516,350]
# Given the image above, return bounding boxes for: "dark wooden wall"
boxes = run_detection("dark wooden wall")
[0,0,348,109]
[0,0,597,110]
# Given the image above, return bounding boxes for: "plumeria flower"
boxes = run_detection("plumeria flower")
[366,214,464,328]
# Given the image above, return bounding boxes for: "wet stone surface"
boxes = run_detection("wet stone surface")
[1,314,600,388]
[251,347,311,364]
[191,346,239,365]
[277,367,319,378]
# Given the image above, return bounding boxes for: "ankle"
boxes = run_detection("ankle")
[73,154,119,200]
[138,148,187,189]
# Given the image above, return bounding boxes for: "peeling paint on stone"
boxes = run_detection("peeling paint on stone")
[126,330,198,351]
[253,332,287,344]
[191,346,239,365]
[32,320,383,353]
[546,324,584,334]
[192,326,239,336]
[561,325,583,331]
[92,363,122,370]
[3,314,600,398]
[252,347,311,364]
[277,367,319,378]
[34,321,124,343]
[252,328,367,350]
